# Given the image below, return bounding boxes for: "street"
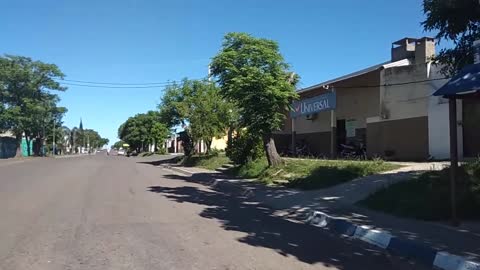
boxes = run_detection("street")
[0,155,426,270]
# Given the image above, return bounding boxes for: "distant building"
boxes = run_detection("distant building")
[0,131,16,158]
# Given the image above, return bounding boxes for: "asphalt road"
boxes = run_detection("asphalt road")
[0,154,427,270]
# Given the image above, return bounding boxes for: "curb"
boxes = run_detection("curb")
[306,211,480,270]
[159,164,193,176]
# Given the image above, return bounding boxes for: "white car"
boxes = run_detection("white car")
[117,149,125,156]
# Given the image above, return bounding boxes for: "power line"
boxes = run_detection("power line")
[331,77,449,89]
[58,76,449,89]
[60,82,176,89]
[60,79,177,86]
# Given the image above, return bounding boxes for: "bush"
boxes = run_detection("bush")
[207,148,221,157]
[226,131,263,165]
[155,147,167,155]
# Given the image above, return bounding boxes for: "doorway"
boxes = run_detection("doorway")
[463,98,480,157]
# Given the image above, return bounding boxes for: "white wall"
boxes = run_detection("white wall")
[427,64,463,159]
[380,64,430,121]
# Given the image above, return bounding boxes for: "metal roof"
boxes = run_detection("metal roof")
[297,58,411,94]
[433,63,480,97]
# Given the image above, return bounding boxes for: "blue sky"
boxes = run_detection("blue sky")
[1,0,437,145]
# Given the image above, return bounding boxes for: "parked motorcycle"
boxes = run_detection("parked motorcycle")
[339,143,367,160]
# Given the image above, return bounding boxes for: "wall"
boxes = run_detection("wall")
[211,135,228,151]
[334,70,381,129]
[0,137,17,159]
[463,98,480,157]
[275,70,381,156]
[367,62,446,160]
[427,64,461,159]
[367,116,429,160]
[380,64,430,121]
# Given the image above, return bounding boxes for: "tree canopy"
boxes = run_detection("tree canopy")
[158,79,232,154]
[422,0,480,75]
[118,111,169,152]
[210,32,298,166]
[0,55,67,156]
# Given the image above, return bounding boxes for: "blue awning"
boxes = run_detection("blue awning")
[433,63,480,97]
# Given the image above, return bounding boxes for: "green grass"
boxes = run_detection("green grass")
[226,158,270,179]
[228,158,400,190]
[180,154,401,190]
[360,160,480,221]
[181,154,231,171]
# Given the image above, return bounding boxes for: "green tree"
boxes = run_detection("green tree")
[151,122,169,150]
[422,0,480,75]
[118,111,167,152]
[210,32,299,166]
[158,79,231,154]
[0,55,67,156]
[112,140,125,150]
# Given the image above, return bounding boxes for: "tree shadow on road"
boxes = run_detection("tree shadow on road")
[147,174,421,270]
[136,156,181,166]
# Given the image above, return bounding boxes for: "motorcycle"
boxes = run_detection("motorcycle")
[339,143,367,160]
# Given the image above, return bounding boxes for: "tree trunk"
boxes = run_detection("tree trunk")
[227,127,233,145]
[206,139,212,154]
[15,134,22,158]
[262,134,283,167]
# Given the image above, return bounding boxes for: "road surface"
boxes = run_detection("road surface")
[0,154,426,269]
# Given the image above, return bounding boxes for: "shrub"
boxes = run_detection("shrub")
[155,147,167,155]
[226,131,263,165]
[208,148,221,157]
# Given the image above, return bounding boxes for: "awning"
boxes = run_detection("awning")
[433,63,480,97]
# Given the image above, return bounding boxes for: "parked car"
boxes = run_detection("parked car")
[117,149,125,156]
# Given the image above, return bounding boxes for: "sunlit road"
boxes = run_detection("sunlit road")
[0,154,427,270]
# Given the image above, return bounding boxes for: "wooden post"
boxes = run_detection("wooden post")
[448,97,459,226]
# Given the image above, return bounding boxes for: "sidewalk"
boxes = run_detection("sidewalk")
[158,162,480,269]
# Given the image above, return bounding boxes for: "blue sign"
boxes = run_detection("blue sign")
[291,91,336,118]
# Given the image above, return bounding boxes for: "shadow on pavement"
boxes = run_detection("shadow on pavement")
[136,156,181,166]
[172,171,480,261]
[147,173,423,270]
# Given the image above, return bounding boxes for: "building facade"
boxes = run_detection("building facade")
[274,37,480,161]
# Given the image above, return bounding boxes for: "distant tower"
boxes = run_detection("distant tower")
[80,118,85,148]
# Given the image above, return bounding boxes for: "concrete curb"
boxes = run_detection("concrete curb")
[306,211,480,270]
[159,164,193,176]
